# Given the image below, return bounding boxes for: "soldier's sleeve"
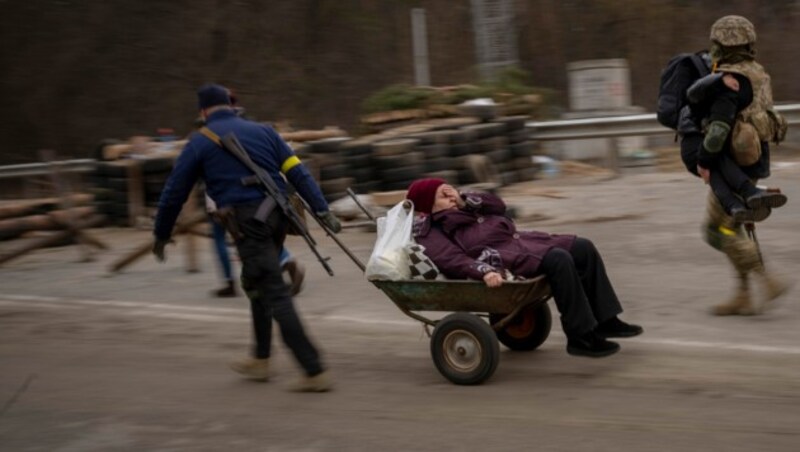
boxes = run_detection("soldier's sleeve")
[270,129,330,213]
[153,142,202,240]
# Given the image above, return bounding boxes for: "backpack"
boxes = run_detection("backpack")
[656,52,711,129]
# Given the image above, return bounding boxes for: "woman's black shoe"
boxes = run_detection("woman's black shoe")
[566,330,620,358]
[595,316,643,338]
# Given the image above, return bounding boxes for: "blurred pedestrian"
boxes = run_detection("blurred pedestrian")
[206,194,237,297]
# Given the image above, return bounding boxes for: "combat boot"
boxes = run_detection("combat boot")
[712,285,755,316]
[756,271,790,311]
[213,280,237,298]
[230,357,271,381]
[289,371,332,393]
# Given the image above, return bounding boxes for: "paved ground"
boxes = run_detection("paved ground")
[2,155,799,451]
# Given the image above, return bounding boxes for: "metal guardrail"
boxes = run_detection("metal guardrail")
[0,159,97,180]
[2,103,799,179]
[527,103,800,141]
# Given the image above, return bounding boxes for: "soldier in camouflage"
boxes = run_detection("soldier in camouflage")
[695,16,790,315]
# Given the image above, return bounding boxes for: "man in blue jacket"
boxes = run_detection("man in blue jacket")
[153,84,340,392]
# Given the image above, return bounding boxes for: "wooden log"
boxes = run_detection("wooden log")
[0,215,106,266]
[279,127,347,143]
[107,211,207,273]
[0,206,102,242]
[0,194,93,220]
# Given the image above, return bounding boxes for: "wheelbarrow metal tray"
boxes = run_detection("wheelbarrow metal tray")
[371,276,549,314]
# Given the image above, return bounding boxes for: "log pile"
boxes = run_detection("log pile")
[0,194,108,266]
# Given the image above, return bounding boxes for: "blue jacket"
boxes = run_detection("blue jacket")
[154,109,329,240]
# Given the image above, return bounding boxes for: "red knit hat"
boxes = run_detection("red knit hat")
[406,178,446,214]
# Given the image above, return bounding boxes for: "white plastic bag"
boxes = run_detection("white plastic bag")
[365,201,414,280]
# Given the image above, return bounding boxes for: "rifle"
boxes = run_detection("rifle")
[199,128,334,276]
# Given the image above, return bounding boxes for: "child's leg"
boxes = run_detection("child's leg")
[709,169,745,215]
[717,155,787,209]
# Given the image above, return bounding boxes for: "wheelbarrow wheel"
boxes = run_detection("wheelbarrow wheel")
[430,313,500,385]
[489,302,552,351]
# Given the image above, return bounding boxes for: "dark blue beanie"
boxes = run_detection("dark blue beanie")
[197,84,231,109]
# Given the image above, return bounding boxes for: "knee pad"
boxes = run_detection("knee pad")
[703,121,732,154]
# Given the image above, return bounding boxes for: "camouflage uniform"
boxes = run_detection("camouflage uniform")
[703,16,789,315]
[711,15,788,165]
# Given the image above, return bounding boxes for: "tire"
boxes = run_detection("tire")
[320,163,349,181]
[141,157,174,174]
[415,144,449,160]
[308,138,348,154]
[344,152,373,169]
[424,170,458,184]
[430,313,500,385]
[448,143,475,157]
[489,303,552,351]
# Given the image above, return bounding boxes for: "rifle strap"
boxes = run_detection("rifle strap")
[198,126,276,222]
[199,127,222,146]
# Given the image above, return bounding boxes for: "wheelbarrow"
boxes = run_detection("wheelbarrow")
[311,191,554,385]
[372,277,552,385]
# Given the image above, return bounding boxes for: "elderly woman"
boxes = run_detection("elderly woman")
[406,178,642,358]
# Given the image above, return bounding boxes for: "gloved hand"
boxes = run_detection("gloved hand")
[317,211,342,233]
[152,238,173,262]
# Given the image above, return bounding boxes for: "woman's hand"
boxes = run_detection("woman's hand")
[483,271,504,288]
[441,185,465,208]
[722,74,740,92]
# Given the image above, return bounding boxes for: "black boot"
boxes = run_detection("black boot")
[744,187,787,210]
[595,316,643,338]
[566,330,620,358]
[730,206,771,223]
[213,280,237,298]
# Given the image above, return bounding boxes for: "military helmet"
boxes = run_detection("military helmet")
[710,15,756,46]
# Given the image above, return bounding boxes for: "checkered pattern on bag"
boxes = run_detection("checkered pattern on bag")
[405,243,440,280]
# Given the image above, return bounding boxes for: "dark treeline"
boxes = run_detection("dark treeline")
[1,0,798,163]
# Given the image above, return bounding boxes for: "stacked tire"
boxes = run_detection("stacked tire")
[91,161,133,226]
[141,156,175,210]
[340,140,379,195]
[373,139,424,191]
[306,137,352,203]
[497,116,539,184]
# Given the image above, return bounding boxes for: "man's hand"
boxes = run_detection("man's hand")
[483,271,504,288]
[697,165,711,185]
[152,239,172,262]
[318,211,342,233]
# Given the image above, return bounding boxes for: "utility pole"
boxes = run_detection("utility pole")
[411,8,431,86]
[470,0,518,81]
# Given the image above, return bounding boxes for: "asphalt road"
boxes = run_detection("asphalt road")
[2,158,799,451]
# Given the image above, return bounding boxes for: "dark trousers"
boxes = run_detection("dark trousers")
[538,237,623,337]
[233,204,323,376]
[680,132,754,213]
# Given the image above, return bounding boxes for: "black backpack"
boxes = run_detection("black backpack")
[656,52,711,129]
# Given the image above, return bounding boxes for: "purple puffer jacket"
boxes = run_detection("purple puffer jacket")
[413,192,575,280]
